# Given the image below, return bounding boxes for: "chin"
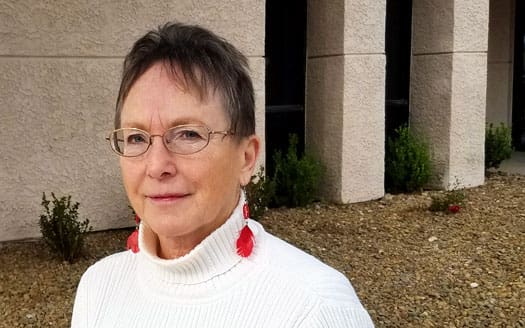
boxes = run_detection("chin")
[147,213,187,234]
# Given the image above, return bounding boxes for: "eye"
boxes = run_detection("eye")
[168,127,206,142]
[126,132,148,144]
[180,129,204,139]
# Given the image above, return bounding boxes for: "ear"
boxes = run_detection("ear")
[238,135,260,187]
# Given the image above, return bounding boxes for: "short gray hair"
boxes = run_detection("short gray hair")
[115,22,255,139]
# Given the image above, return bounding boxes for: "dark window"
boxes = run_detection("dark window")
[385,0,412,139]
[265,0,307,175]
[513,0,525,150]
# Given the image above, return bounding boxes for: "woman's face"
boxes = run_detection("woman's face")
[119,62,258,254]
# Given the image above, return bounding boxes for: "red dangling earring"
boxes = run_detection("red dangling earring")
[236,195,255,257]
[126,214,140,253]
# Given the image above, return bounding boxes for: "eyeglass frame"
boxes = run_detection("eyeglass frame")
[106,124,235,157]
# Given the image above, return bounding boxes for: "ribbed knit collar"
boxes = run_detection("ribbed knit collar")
[136,193,255,299]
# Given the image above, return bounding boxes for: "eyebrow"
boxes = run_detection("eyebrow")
[166,117,207,127]
[120,117,207,130]
[120,121,148,130]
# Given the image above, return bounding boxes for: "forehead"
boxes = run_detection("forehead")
[120,63,228,128]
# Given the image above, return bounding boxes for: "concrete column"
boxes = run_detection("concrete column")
[486,0,514,125]
[411,0,489,189]
[306,0,386,203]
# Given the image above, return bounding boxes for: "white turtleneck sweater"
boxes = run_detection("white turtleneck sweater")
[71,197,374,327]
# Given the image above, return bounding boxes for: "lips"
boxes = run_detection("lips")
[146,193,189,202]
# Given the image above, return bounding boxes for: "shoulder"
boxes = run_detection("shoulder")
[254,229,375,326]
[79,250,137,285]
[257,226,360,304]
[73,251,139,325]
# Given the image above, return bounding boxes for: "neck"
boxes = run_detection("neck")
[136,193,259,289]
[154,217,228,259]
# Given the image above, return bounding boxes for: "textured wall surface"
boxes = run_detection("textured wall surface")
[453,0,490,52]
[341,55,385,202]
[0,1,265,242]
[306,0,385,203]
[306,56,345,199]
[449,53,487,187]
[0,1,264,57]
[411,0,489,189]
[412,0,455,54]
[486,0,514,125]
[410,54,453,186]
[307,0,345,57]
[0,58,125,241]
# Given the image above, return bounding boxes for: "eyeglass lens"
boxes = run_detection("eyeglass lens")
[110,126,211,157]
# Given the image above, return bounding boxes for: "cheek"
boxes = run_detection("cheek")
[193,152,240,192]
[214,153,242,188]
[120,160,141,192]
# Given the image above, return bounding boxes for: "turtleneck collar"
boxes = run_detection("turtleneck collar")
[135,192,260,299]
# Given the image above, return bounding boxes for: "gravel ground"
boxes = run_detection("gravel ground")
[0,173,523,327]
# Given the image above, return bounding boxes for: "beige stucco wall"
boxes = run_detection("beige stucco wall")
[411,0,489,189]
[486,0,514,125]
[0,1,265,242]
[306,0,385,203]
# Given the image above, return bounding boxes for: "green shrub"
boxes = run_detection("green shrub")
[272,134,324,207]
[385,125,432,193]
[39,193,92,263]
[429,189,466,213]
[245,167,275,220]
[485,122,512,169]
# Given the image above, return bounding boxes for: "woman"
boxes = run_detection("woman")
[72,22,374,327]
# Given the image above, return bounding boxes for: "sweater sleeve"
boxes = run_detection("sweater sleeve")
[70,273,89,328]
[298,300,375,328]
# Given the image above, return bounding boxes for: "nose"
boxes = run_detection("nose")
[145,136,177,179]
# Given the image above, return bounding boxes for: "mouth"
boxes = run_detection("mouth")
[146,193,189,203]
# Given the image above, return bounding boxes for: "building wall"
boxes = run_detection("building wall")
[0,1,265,242]
[0,1,513,241]
[486,0,515,125]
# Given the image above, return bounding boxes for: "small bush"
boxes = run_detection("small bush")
[485,122,512,170]
[245,167,275,220]
[385,125,432,193]
[429,189,466,213]
[272,134,324,207]
[39,192,92,263]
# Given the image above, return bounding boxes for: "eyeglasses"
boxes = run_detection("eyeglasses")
[107,124,234,157]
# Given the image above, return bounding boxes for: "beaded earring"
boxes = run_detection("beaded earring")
[126,214,140,253]
[236,192,255,257]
